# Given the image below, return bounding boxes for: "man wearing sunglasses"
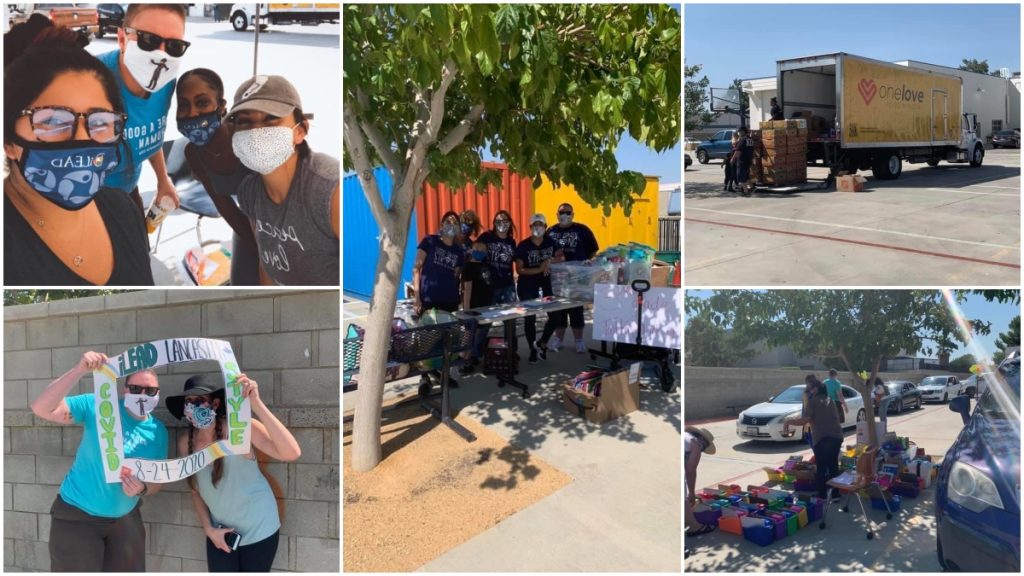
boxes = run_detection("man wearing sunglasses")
[546,202,600,353]
[95,3,190,218]
[30,351,169,571]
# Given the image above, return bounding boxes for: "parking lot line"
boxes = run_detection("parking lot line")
[686,207,1020,251]
[685,217,1021,270]
[926,188,1019,197]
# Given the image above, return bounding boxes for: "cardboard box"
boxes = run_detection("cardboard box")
[772,120,788,129]
[759,121,774,131]
[650,264,672,287]
[856,420,887,444]
[837,175,867,192]
[562,366,640,424]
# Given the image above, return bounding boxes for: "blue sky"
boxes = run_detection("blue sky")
[686,4,1021,90]
[686,290,1020,360]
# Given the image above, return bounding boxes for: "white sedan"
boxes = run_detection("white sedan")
[736,384,865,442]
[917,375,963,402]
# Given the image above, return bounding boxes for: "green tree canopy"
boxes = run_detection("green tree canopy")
[948,353,977,373]
[684,61,713,132]
[994,315,1021,364]
[684,314,751,367]
[344,4,681,471]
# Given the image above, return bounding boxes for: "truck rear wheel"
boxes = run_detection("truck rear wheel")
[871,153,902,180]
[232,11,248,31]
[926,158,940,167]
[969,144,984,167]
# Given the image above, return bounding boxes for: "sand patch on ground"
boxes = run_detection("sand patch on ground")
[343,397,573,572]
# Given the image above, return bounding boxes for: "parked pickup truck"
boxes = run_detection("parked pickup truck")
[7,4,100,37]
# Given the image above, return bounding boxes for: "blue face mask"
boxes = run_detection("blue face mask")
[177,111,222,147]
[14,137,119,210]
[471,249,487,261]
[461,223,472,236]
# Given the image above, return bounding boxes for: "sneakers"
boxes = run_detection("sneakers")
[575,340,587,354]
[458,360,476,376]
[548,335,562,352]
[528,349,538,364]
[536,343,547,361]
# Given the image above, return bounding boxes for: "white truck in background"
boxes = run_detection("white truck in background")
[230,3,340,32]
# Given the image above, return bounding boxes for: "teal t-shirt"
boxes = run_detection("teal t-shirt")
[823,377,843,403]
[95,50,175,193]
[60,393,168,518]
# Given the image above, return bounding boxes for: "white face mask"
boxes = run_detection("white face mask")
[558,214,573,225]
[531,226,545,238]
[123,42,180,93]
[232,126,296,175]
[124,392,160,418]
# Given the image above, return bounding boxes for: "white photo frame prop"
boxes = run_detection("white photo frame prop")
[93,338,251,484]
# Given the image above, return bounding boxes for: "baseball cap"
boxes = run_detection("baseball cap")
[229,75,302,119]
[530,213,547,226]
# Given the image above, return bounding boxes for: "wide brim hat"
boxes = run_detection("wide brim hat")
[165,374,226,420]
[685,426,717,455]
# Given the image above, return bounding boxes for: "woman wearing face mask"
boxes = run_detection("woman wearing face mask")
[459,209,481,249]
[228,75,340,285]
[413,211,466,316]
[30,353,168,572]
[476,210,518,305]
[175,68,260,285]
[4,15,153,286]
[514,214,559,364]
[96,3,189,217]
[168,375,300,572]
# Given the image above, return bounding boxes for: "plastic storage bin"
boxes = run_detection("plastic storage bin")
[788,505,808,528]
[742,519,775,547]
[549,262,621,302]
[718,509,747,535]
[871,494,901,512]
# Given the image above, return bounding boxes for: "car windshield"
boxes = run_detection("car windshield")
[978,359,1021,420]
[771,386,805,403]
[997,131,1015,136]
[886,383,902,393]
[920,376,945,387]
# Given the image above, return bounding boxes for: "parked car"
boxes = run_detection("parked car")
[991,130,1020,149]
[934,355,1020,572]
[684,152,693,169]
[881,380,922,414]
[7,4,99,36]
[737,383,864,442]
[962,372,996,398]
[695,130,735,164]
[917,374,963,402]
[96,4,125,38]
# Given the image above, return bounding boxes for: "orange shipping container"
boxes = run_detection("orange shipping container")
[415,162,534,241]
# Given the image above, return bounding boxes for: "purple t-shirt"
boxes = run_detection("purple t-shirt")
[477,231,516,289]
[546,223,599,261]
[417,235,464,306]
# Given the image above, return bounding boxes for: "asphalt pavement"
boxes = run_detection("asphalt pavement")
[684,149,1021,285]
[685,401,967,572]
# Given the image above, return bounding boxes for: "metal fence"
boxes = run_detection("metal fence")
[658,217,680,252]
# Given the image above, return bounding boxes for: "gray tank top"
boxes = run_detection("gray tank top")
[195,453,280,546]
[237,151,339,285]
[194,151,252,199]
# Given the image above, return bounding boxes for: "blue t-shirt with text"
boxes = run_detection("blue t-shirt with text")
[60,393,168,518]
[546,223,599,261]
[477,231,516,289]
[417,235,465,306]
[96,50,175,193]
[515,235,556,290]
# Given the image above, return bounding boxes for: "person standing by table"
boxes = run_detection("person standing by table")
[477,210,518,305]
[515,214,557,364]
[413,211,465,316]
[459,240,494,375]
[784,377,844,499]
[545,203,599,354]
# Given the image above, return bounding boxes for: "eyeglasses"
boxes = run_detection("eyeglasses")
[126,384,159,396]
[124,27,191,57]
[558,211,573,216]
[19,107,126,144]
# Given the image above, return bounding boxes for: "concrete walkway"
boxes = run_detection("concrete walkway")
[344,314,682,572]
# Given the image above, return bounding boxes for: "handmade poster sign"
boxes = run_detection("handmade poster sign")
[93,338,251,483]
[592,284,682,349]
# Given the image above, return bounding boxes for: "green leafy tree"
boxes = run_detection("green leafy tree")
[684,314,751,367]
[685,290,987,447]
[684,61,713,132]
[948,353,977,373]
[344,4,681,471]
[993,315,1021,364]
[959,58,991,74]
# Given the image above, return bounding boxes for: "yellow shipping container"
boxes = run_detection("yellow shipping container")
[532,174,659,251]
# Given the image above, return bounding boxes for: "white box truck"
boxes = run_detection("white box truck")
[776,52,985,180]
[230,3,339,32]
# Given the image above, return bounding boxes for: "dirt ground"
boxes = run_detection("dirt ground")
[343,397,573,572]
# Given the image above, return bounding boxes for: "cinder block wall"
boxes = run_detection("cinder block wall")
[4,290,339,572]
[684,367,970,421]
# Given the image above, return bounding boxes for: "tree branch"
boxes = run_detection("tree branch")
[343,103,389,227]
[355,88,403,182]
[438,104,485,155]
[426,59,459,142]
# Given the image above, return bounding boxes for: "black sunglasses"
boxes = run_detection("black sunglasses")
[558,210,573,216]
[125,27,191,58]
[126,384,159,396]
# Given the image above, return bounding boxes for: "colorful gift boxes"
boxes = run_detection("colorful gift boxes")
[871,494,902,512]
[718,508,748,535]
[742,517,775,546]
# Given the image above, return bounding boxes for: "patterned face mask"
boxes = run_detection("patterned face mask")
[13,137,119,210]
[232,125,296,175]
[177,111,222,147]
[184,401,216,429]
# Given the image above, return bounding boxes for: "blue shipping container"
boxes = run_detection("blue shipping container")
[343,167,418,301]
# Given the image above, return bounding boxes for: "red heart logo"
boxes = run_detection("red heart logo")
[858,78,877,105]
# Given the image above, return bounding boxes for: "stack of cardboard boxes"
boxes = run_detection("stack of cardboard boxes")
[754,119,809,186]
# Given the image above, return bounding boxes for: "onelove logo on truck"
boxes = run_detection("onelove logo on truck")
[858,77,926,106]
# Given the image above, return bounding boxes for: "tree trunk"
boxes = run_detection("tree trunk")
[351,178,417,473]
[938,351,950,368]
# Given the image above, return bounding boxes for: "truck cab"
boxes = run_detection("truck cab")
[230,3,340,32]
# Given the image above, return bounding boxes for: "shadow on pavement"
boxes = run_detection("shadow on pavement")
[193,28,340,48]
